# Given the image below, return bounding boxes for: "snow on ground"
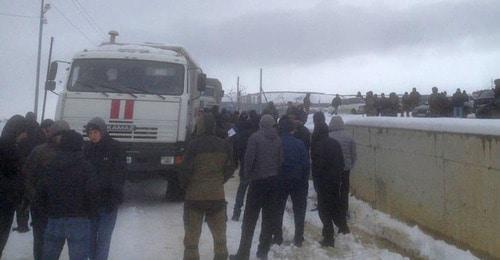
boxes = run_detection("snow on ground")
[3,176,478,260]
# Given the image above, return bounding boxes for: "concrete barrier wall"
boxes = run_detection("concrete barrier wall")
[346,123,500,258]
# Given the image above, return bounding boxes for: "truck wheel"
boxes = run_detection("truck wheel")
[165,172,185,202]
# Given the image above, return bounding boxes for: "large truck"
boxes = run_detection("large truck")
[200,78,223,110]
[45,32,207,199]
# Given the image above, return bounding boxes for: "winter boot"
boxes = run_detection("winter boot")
[320,238,335,248]
[231,209,240,221]
[339,225,351,235]
[229,253,249,260]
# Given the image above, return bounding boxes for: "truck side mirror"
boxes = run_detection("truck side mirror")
[220,90,225,98]
[47,61,58,81]
[197,73,206,92]
[45,80,56,91]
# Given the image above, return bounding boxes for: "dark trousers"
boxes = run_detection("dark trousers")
[15,198,30,229]
[183,201,227,260]
[235,176,281,259]
[31,206,48,260]
[90,209,118,260]
[0,202,15,258]
[340,171,350,218]
[233,181,248,218]
[317,179,346,241]
[274,178,308,243]
[43,217,91,260]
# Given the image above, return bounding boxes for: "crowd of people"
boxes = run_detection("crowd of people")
[0,105,354,260]
[1,114,125,260]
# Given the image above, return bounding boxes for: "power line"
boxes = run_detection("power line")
[52,4,96,45]
[69,0,106,41]
[74,0,106,35]
[0,12,36,19]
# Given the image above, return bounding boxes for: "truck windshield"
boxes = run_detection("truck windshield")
[202,86,215,97]
[68,59,185,95]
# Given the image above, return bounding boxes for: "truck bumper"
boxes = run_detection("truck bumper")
[122,142,184,179]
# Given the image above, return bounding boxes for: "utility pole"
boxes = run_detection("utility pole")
[236,76,240,111]
[41,36,54,121]
[258,68,263,113]
[34,0,50,119]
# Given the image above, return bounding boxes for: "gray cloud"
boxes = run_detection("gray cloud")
[160,0,500,66]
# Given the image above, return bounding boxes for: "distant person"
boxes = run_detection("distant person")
[452,88,466,118]
[388,92,400,117]
[0,115,29,258]
[303,93,311,114]
[364,91,377,116]
[356,91,363,99]
[311,120,345,247]
[429,87,440,117]
[262,101,279,120]
[401,92,411,117]
[373,94,381,116]
[490,79,500,118]
[231,115,282,260]
[180,114,236,260]
[273,117,310,247]
[38,130,100,260]
[328,116,357,232]
[409,88,421,113]
[289,112,311,151]
[331,94,342,115]
[310,112,328,195]
[84,117,126,260]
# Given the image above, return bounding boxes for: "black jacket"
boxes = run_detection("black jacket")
[0,115,28,206]
[294,125,311,151]
[37,151,100,218]
[311,124,344,183]
[84,136,126,211]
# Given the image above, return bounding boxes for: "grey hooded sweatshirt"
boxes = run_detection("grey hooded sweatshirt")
[328,116,357,171]
[243,115,283,181]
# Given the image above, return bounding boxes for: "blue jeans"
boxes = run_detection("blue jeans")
[453,106,464,117]
[90,209,118,260]
[43,218,90,260]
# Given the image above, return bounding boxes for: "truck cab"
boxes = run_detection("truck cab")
[51,39,206,180]
[200,78,223,110]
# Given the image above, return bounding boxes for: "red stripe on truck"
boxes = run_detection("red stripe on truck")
[110,99,120,119]
[124,100,134,120]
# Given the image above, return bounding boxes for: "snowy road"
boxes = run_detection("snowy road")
[4,176,477,260]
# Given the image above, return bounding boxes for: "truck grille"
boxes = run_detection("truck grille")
[82,125,159,140]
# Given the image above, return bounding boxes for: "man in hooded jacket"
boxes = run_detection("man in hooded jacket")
[231,115,283,260]
[38,130,100,260]
[180,113,236,260]
[84,117,125,260]
[312,123,345,247]
[328,116,357,234]
[23,120,70,260]
[0,115,29,258]
[274,118,310,247]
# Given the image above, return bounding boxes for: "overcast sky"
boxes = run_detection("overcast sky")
[1,0,500,118]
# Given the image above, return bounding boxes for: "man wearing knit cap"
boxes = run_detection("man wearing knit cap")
[84,117,125,260]
[231,114,283,260]
[23,120,70,260]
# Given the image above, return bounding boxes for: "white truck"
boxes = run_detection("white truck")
[200,78,223,110]
[45,32,207,198]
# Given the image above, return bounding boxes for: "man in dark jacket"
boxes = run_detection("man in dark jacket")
[429,87,440,117]
[232,112,258,221]
[180,114,236,260]
[38,130,100,260]
[331,94,342,115]
[312,123,345,247]
[231,115,283,260]
[84,117,125,260]
[13,112,45,233]
[409,88,421,112]
[289,112,311,151]
[0,115,28,258]
[274,118,310,247]
[23,120,69,260]
[310,112,327,195]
